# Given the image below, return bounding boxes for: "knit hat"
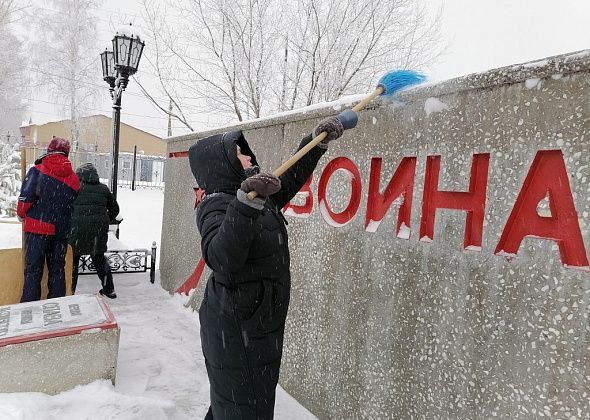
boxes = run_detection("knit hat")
[76,162,99,183]
[47,137,71,156]
[76,162,95,173]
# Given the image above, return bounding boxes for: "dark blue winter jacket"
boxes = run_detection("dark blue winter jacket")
[17,153,80,240]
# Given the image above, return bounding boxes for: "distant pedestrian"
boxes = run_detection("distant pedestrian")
[69,163,119,299]
[17,137,80,302]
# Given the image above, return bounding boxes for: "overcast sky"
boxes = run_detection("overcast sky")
[23,0,590,139]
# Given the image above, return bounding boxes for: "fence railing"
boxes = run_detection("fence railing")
[116,179,165,189]
[22,146,166,189]
[79,242,157,283]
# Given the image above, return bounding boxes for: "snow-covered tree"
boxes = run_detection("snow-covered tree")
[27,0,102,150]
[0,142,21,217]
[0,0,27,137]
[139,0,443,129]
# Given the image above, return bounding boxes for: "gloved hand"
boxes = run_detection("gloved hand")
[237,172,281,210]
[240,172,281,197]
[313,116,344,149]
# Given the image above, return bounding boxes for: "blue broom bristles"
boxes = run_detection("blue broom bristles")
[377,70,426,96]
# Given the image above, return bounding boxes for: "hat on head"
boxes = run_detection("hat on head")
[47,137,71,156]
[76,162,95,175]
[78,162,95,171]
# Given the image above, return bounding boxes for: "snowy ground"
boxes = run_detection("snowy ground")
[0,188,164,254]
[0,187,317,420]
[115,188,164,261]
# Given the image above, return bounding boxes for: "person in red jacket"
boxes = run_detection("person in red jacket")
[17,137,80,302]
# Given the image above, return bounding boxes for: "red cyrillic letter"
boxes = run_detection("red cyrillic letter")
[495,150,589,269]
[365,157,417,239]
[318,157,362,227]
[283,175,313,218]
[420,153,490,249]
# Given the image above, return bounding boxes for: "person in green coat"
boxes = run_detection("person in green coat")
[69,163,119,298]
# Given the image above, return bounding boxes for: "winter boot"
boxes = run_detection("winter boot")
[99,289,117,299]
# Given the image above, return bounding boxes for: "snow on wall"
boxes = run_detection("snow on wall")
[424,97,450,116]
[162,50,590,419]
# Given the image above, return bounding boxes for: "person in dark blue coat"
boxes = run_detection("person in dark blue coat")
[189,117,344,420]
[69,163,120,298]
[17,137,80,302]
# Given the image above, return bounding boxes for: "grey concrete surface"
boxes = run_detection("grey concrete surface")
[162,50,590,419]
[0,328,120,394]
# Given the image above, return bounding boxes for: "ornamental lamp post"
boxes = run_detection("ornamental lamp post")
[99,24,145,200]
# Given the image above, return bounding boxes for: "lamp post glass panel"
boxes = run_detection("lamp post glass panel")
[99,25,145,199]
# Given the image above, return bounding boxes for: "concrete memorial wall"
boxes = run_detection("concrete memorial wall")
[161,51,590,419]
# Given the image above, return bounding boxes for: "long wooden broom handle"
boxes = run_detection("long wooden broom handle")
[247,86,385,200]
[351,85,384,113]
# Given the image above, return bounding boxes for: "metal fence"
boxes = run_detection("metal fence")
[24,147,165,189]
[79,241,157,283]
[91,152,165,189]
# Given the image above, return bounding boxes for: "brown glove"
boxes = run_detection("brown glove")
[240,172,281,198]
[314,116,344,148]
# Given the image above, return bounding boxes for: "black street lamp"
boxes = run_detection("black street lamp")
[100,24,145,199]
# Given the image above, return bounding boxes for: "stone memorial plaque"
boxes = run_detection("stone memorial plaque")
[0,294,116,347]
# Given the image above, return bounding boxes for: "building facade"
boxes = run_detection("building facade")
[19,115,166,186]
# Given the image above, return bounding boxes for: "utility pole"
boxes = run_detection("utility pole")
[167,99,173,137]
[131,145,137,191]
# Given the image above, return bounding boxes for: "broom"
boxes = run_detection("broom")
[247,69,426,199]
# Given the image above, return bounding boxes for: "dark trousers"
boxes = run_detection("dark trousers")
[21,233,67,302]
[200,280,285,420]
[72,254,115,294]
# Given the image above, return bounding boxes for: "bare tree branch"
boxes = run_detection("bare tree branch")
[26,0,102,146]
[0,0,28,135]
[133,76,195,132]
[139,0,444,127]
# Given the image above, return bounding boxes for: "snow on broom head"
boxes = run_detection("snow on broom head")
[377,70,426,96]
